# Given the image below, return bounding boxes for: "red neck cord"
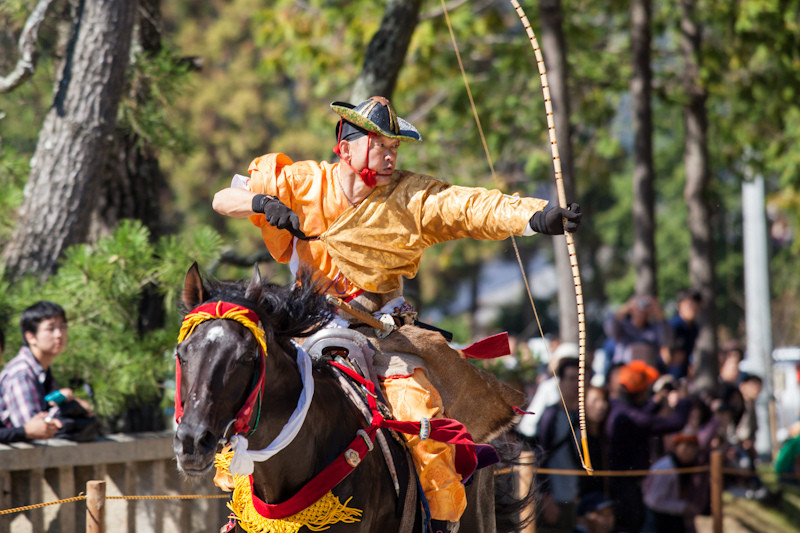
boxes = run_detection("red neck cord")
[333,121,378,188]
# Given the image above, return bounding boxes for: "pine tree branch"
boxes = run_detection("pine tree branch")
[0,0,58,93]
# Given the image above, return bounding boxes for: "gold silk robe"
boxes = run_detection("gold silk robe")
[247,153,549,295]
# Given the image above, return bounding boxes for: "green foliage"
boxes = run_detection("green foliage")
[0,220,224,422]
[0,145,28,244]
[118,48,195,155]
[431,312,473,346]
[0,0,32,24]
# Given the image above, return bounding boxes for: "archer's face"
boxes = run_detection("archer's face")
[346,134,400,185]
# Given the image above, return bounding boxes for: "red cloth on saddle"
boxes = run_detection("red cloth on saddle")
[381,417,478,480]
[459,332,511,360]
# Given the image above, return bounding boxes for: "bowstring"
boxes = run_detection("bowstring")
[439,0,590,472]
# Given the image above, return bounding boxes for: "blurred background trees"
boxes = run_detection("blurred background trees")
[0,0,798,424]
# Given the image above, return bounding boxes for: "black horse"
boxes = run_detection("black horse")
[174,263,522,532]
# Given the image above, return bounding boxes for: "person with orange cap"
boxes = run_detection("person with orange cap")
[604,360,691,532]
[213,96,583,531]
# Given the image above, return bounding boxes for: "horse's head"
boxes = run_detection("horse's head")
[173,263,331,476]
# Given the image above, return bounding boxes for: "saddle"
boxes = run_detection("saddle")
[302,327,521,531]
[303,324,525,442]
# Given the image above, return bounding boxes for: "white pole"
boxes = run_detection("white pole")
[742,175,773,457]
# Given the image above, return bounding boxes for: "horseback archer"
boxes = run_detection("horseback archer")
[212,96,582,531]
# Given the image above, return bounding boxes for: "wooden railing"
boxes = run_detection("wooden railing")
[0,431,228,533]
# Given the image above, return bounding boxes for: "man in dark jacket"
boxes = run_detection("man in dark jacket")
[605,361,691,532]
[536,357,581,531]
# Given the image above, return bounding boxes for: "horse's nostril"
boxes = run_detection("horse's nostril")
[197,429,217,454]
[175,425,217,457]
[175,426,195,455]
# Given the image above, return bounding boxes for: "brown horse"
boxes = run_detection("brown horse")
[174,263,516,532]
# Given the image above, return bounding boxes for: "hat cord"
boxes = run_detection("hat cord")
[333,121,377,188]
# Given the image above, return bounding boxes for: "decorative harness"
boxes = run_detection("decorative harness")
[175,301,267,437]
[175,300,480,531]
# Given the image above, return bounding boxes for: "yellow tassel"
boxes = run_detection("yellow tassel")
[214,450,362,533]
[214,447,236,492]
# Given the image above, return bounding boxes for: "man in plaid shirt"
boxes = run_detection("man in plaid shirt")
[0,301,84,431]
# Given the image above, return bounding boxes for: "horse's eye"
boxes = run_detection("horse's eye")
[236,352,257,365]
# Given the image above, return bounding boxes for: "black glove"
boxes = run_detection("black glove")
[252,194,307,239]
[529,202,582,235]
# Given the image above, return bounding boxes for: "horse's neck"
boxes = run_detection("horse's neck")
[249,358,364,504]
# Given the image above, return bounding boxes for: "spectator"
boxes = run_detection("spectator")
[0,411,61,443]
[735,374,762,452]
[605,362,624,401]
[666,289,702,379]
[604,294,670,369]
[718,340,744,385]
[0,301,96,441]
[734,374,762,461]
[580,386,610,498]
[605,360,691,533]
[572,492,615,533]
[517,342,579,440]
[642,432,708,533]
[725,373,768,500]
[775,422,800,485]
[535,357,582,532]
[677,395,719,465]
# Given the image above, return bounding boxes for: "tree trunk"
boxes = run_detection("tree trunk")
[350,0,422,102]
[540,0,579,344]
[631,0,657,297]
[681,0,718,391]
[2,0,138,278]
[89,0,172,244]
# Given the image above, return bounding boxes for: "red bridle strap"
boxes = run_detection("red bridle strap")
[175,301,266,435]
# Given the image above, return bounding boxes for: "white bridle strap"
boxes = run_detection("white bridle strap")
[228,341,315,475]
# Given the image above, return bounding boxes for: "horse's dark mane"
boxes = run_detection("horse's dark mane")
[188,269,333,340]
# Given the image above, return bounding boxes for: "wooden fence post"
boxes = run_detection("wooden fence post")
[710,450,723,533]
[86,480,106,533]
[517,450,535,533]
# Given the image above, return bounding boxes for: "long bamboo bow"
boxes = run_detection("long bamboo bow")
[508,0,592,474]
[439,0,592,474]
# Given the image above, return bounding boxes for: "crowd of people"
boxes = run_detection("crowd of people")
[515,288,781,533]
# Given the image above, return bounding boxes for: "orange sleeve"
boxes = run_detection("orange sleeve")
[246,153,296,263]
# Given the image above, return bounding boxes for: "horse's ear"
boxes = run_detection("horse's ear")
[245,263,262,301]
[183,262,207,308]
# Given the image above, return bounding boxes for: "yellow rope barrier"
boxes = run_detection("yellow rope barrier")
[495,465,711,477]
[0,493,228,516]
[0,495,87,515]
[0,464,782,517]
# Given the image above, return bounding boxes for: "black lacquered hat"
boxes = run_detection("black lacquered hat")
[330,96,422,143]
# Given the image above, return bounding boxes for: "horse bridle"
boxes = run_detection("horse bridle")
[175,301,268,440]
